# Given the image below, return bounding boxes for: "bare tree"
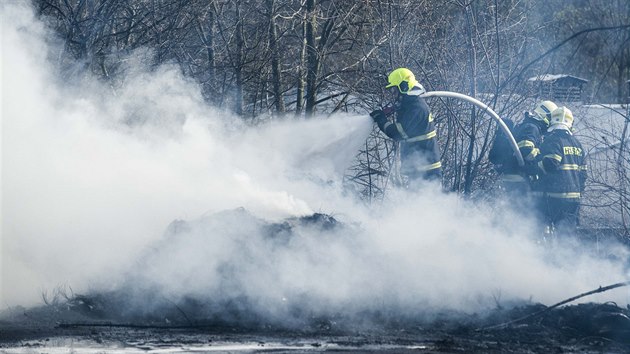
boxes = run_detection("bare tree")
[32,0,630,233]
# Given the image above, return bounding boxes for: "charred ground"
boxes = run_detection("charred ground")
[2,298,629,352]
[2,211,629,352]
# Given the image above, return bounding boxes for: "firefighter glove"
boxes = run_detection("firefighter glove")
[370,109,386,123]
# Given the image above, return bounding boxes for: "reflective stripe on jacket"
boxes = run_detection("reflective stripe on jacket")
[536,129,587,198]
[376,88,441,171]
[515,118,546,162]
[489,117,546,178]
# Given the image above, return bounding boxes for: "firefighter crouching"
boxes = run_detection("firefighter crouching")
[530,106,587,236]
[370,68,442,190]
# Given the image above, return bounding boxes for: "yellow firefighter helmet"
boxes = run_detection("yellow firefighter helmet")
[385,68,420,94]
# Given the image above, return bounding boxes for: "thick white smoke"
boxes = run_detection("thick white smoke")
[1,1,628,316]
[0,1,371,308]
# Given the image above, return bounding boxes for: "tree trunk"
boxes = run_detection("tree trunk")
[197,6,216,101]
[295,10,307,116]
[305,0,318,116]
[463,3,478,197]
[267,0,285,113]
[234,1,244,116]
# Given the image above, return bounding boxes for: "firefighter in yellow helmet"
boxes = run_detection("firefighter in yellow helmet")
[532,106,587,236]
[370,68,442,189]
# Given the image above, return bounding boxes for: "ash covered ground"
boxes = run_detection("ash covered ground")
[2,210,630,353]
[2,302,629,353]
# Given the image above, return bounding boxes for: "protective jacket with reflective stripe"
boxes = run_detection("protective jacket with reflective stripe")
[515,117,548,193]
[515,117,547,163]
[489,117,545,178]
[536,129,587,198]
[376,89,441,172]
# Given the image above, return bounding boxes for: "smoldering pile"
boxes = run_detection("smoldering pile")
[42,209,629,340]
[62,208,378,330]
[4,208,629,351]
[46,208,489,332]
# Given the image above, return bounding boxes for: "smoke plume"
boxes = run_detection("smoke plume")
[1,1,628,322]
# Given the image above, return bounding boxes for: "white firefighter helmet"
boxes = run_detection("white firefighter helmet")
[548,106,574,132]
[532,100,558,125]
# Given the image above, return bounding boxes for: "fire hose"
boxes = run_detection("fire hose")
[420,91,525,167]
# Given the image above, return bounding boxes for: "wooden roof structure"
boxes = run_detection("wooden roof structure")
[527,74,589,102]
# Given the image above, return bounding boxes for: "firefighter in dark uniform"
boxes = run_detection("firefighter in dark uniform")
[490,101,558,198]
[533,106,587,235]
[370,68,442,190]
[515,101,557,217]
[490,101,557,218]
